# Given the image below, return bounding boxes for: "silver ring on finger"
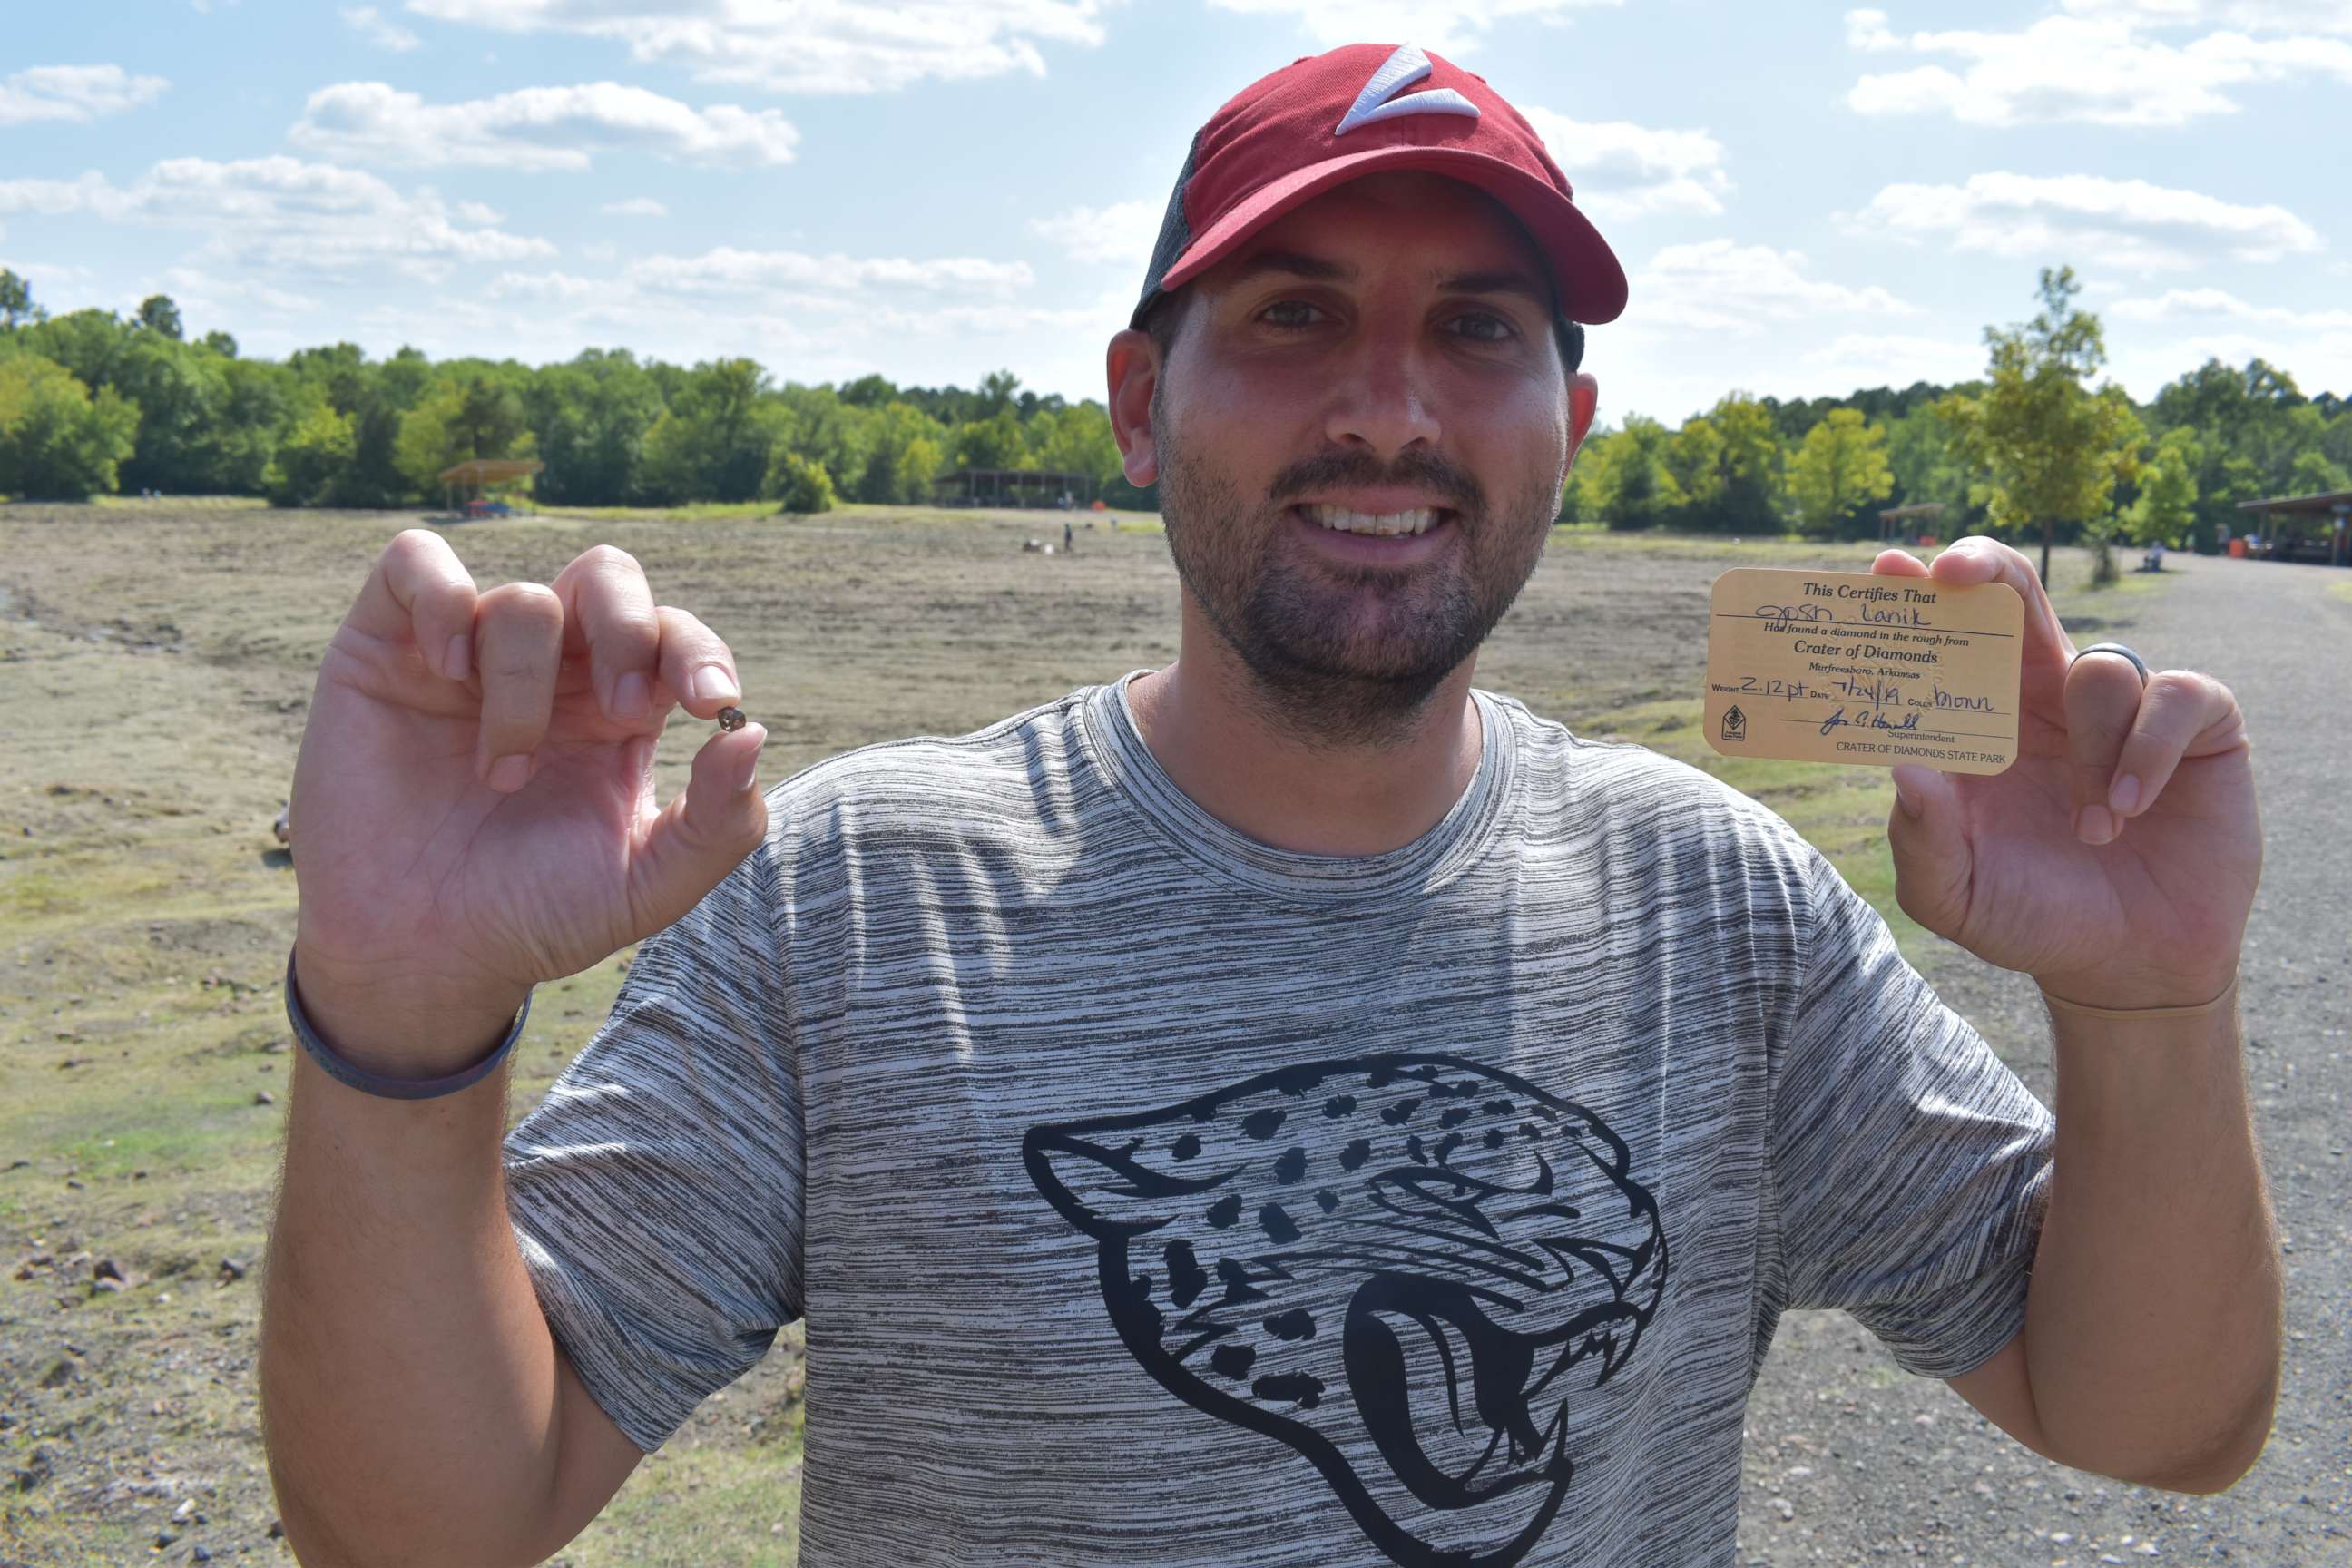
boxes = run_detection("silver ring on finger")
[2070,642,2149,686]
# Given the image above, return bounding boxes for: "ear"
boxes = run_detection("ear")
[1106,327,1161,488]
[1565,370,1600,465]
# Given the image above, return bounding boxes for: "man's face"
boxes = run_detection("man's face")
[1140,172,1592,744]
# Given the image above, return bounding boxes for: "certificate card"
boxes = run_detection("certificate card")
[1703,568,2024,776]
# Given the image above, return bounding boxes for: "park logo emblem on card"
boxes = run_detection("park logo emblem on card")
[1702,568,2024,776]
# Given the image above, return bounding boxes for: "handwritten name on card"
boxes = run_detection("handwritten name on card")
[1703,568,2024,776]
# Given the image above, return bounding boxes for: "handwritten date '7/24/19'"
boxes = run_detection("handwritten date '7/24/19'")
[1726,673,1999,716]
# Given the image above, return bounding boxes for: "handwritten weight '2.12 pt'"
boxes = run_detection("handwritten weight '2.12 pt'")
[1703,567,2024,777]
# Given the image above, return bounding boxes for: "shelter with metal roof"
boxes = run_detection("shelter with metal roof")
[2235,489,2350,566]
[437,457,544,518]
[1876,501,1946,544]
[930,467,1096,508]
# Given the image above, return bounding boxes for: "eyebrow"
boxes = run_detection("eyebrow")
[1437,269,1553,308]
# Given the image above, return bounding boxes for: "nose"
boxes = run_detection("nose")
[1322,329,1441,462]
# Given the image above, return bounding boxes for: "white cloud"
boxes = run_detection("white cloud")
[601,196,667,217]
[1802,331,1988,389]
[340,5,420,50]
[485,270,601,300]
[2061,0,2352,30]
[2110,286,2352,330]
[1206,0,1620,53]
[0,64,169,127]
[624,246,1034,297]
[1031,200,1161,268]
[0,157,553,283]
[1852,172,2322,272]
[456,199,504,224]
[1630,240,1917,333]
[1844,5,2352,127]
[289,82,798,170]
[1519,108,1730,221]
[159,265,322,318]
[404,0,1112,93]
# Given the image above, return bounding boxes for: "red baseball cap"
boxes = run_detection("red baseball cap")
[1131,42,1628,333]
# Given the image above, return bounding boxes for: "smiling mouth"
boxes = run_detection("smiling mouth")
[1297,504,1453,538]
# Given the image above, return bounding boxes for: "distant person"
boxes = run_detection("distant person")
[260,40,2276,1568]
[1063,519,1074,553]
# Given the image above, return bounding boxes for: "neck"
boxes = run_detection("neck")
[1126,603,1485,858]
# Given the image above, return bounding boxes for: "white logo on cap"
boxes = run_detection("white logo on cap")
[1334,43,1481,137]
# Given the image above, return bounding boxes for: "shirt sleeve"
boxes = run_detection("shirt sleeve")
[501,835,806,1455]
[1769,845,2054,1379]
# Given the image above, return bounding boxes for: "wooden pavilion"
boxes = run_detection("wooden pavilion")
[437,457,544,518]
[1876,500,1946,545]
[2235,489,2351,566]
[930,467,1097,508]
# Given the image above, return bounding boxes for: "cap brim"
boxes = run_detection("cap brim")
[1155,142,1627,326]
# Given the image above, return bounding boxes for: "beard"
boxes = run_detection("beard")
[1154,416,1561,750]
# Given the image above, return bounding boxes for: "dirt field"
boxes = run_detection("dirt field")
[0,502,2187,1565]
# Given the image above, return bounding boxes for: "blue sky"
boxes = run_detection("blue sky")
[5,1,2347,426]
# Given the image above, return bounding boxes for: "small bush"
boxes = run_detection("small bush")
[771,452,836,514]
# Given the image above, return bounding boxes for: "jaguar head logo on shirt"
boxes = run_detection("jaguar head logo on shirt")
[1024,1054,1667,1568]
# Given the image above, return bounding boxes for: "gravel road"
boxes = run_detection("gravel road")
[1737,553,2351,1565]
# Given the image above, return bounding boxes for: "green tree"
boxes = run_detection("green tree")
[1705,393,1786,532]
[851,400,950,504]
[954,407,1032,471]
[1788,408,1895,538]
[1663,416,1724,516]
[2288,447,2349,495]
[0,269,33,329]
[769,450,837,513]
[266,396,358,507]
[136,294,184,339]
[1030,401,1121,495]
[527,348,664,506]
[2124,428,2200,549]
[0,353,142,498]
[637,358,776,504]
[1938,267,2141,581]
[1587,416,1683,529]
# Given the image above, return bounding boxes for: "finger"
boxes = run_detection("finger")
[471,582,565,793]
[1927,535,2074,695]
[2107,670,2248,819]
[628,722,769,936]
[351,528,480,682]
[652,605,744,721]
[2062,650,2144,844]
[1886,763,1972,939]
[1871,548,1930,578]
[551,545,662,726]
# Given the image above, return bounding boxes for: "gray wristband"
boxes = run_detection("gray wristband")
[284,946,530,1101]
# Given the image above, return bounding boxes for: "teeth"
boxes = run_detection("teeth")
[1307,505,1440,536]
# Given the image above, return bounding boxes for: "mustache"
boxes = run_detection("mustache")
[1267,448,1485,515]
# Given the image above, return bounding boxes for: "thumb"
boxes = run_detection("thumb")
[628,722,769,938]
[1886,763,1971,938]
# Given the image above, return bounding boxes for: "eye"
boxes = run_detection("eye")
[1447,310,1517,344]
[1260,299,1327,330]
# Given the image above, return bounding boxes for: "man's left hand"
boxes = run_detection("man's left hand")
[1871,536,2260,1009]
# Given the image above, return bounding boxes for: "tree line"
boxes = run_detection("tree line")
[0,270,1132,513]
[1568,270,2350,564]
[4,266,2347,558]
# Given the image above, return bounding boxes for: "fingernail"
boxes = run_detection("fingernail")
[1892,776,1922,819]
[692,665,741,706]
[2108,774,2141,815]
[734,732,762,794]
[614,671,651,720]
[2077,803,2116,845]
[444,635,470,682]
[489,754,532,794]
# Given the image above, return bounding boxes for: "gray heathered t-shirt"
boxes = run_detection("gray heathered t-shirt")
[502,675,2054,1568]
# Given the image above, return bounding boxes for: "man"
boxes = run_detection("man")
[257,42,2278,1568]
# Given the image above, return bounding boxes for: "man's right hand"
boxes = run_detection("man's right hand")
[286,529,769,1074]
